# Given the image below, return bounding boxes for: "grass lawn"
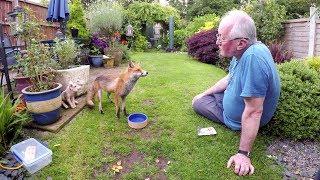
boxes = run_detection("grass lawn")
[37,52,282,179]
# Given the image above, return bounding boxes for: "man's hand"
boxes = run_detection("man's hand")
[227,153,254,176]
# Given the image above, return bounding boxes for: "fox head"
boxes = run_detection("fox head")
[128,61,148,78]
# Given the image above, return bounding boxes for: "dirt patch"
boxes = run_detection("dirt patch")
[142,99,155,106]
[266,138,320,179]
[147,156,169,180]
[114,150,145,179]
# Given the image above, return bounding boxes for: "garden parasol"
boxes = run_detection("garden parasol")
[46,0,70,36]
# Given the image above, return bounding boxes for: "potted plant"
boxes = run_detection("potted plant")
[11,8,44,93]
[0,90,29,155]
[53,37,90,96]
[17,40,62,125]
[89,46,104,67]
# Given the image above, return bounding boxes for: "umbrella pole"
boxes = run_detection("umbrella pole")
[59,20,67,37]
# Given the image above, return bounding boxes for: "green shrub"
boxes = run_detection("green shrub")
[173,14,220,51]
[243,0,287,44]
[174,29,188,50]
[185,13,220,38]
[132,33,148,52]
[306,56,320,73]
[67,0,89,39]
[53,37,80,69]
[267,60,320,140]
[0,91,29,155]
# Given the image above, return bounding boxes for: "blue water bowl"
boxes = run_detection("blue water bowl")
[128,113,148,129]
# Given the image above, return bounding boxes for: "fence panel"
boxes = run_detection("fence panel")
[0,0,59,42]
[283,19,310,59]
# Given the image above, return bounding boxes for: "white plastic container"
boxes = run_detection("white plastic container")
[10,138,52,174]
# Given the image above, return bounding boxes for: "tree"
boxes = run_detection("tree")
[67,0,89,39]
[276,0,320,19]
[186,0,240,20]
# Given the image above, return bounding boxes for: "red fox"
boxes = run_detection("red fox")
[86,61,148,118]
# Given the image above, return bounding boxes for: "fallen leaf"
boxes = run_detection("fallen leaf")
[111,165,118,171]
[167,161,171,165]
[117,160,122,166]
[118,166,123,170]
[115,169,120,173]
[155,159,159,163]
[53,144,60,147]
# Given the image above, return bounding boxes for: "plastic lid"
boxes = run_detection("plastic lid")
[10,138,52,165]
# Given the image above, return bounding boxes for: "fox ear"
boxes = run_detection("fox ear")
[129,61,135,68]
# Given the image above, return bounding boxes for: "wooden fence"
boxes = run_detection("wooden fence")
[283,7,320,59]
[0,0,59,43]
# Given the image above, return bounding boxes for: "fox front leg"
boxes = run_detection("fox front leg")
[121,96,128,117]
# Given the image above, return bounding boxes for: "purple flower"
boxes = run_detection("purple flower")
[91,35,108,51]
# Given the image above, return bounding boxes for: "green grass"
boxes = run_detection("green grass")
[37,52,282,179]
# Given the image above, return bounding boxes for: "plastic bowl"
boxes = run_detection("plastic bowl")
[128,113,148,129]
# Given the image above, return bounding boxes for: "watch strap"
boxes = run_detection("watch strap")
[238,150,250,157]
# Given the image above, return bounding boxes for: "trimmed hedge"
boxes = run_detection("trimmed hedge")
[267,60,320,140]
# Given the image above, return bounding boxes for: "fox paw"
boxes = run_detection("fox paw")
[100,110,104,114]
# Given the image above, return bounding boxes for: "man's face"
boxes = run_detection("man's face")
[216,26,239,58]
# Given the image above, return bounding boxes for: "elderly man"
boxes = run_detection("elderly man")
[192,10,280,176]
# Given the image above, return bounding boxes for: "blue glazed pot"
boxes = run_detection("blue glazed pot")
[22,83,62,125]
[90,55,103,67]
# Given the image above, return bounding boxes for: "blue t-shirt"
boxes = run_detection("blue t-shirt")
[222,42,280,130]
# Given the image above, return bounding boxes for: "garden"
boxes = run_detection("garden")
[0,0,319,179]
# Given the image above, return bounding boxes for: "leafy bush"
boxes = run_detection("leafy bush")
[132,33,148,52]
[174,14,220,51]
[186,29,219,64]
[67,0,89,39]
[306,56,320,73]
[268,41,293,64]
[119,44,131,63]
[185,14,220,38]
[267,60,320,140]
[174,29,188,50]
[86,1,123,36]
[0,91,29,155]
[216,57,230,72]
[54,38,80,69]
[243,0,287,43]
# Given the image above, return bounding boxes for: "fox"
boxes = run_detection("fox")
[86,61,148,118]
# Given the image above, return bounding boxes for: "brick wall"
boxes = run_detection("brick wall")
[0,0,59,42]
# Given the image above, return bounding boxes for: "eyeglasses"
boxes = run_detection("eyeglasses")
[216,34,249,42]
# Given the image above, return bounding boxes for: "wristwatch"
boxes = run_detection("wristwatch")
[238,150,250,157]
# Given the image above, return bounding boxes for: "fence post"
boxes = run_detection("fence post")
[308,6,318,57]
